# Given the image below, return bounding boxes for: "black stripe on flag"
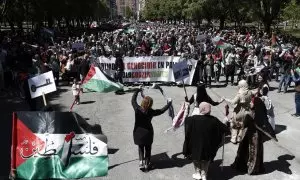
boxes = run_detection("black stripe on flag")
[15,112,103,134]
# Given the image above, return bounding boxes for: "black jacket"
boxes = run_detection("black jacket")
[131,89,171,145]
[115,57,124,71]
[183,115,228,161]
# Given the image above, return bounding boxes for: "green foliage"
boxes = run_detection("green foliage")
[124,6,134,19]
[0,0,109,29]
[283,0,300,28]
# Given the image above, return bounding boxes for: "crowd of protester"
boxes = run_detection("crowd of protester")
[0,22,300,112]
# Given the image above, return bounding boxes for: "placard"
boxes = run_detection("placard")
[28,71,57,99]
[173,61,190,82]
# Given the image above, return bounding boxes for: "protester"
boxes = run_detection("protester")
[231,97,276,175]
[72,79,82,105]
[189,84,224,116]
[131,87,172,172]
[49,55,60,86]
[260,85,275,130]
[290,68,300,117]
[115,51,124,84]
[183,102,228,180]
[224,80,254,144]
[225,49,238,86]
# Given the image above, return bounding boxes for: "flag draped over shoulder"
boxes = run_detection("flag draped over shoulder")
[83,65,123,93]
[11,112,108,180]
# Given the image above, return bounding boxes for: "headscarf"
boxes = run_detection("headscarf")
[196,83,208,105]
[199,102,211,115]
[238,80,249,103]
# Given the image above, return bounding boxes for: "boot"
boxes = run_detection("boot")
[139,160,144,170]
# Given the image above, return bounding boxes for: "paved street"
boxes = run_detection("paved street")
[2,80,300,180]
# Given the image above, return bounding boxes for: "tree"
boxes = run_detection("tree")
[250,0,289,34]
[124,6,134,19]
[283,0,300,29]
[0,0,109,31]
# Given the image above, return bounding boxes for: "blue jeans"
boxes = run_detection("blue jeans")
[278,74,291,92]
[295,92,300,115]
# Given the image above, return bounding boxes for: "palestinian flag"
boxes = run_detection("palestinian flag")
[216,40,225,49]
[165,102,189,132]
[83,65,123,93]
[11,112,108,179]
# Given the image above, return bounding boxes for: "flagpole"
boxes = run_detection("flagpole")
[42,92,47,106]
[181,79,188,98]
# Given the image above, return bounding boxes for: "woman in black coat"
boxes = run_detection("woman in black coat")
[131,88,171,172]
[183,102,228,180]
[189,84,223,116]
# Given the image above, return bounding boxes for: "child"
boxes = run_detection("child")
[260,85,275,130]
[72,79,82,105]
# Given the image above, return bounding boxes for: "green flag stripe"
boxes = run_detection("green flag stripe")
[17,156,108,179]
[83,78,122,93]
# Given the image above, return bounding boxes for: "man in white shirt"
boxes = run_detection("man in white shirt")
[225,49,237,85]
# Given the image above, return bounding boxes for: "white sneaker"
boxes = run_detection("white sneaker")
[192,173,201,180]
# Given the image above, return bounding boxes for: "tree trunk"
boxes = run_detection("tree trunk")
[17,21,23,32]
[47,16,53,28]
[8,21,15,32]
[263,20,272,35]
[219,16,225,30]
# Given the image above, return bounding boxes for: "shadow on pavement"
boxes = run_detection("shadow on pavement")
[209,159,245,180]
[108,148,119,154]
[210,84,228,88]
[264,154,295,175]
[151,152,191,169]
[80,101,96,105]
[275,124,287,135]
[108,159,138,170]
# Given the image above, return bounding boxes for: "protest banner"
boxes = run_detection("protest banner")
[98,56,197,85]
[11,111,108,179]
[28,71,57,105]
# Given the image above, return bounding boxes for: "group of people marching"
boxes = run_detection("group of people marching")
[131,80,276,180]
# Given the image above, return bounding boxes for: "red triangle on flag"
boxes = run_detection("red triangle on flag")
[83,65,96,84]
[12,117,45,168]
[216,40,224,46]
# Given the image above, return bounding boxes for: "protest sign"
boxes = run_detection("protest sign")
[72,43,85,51]
[173,61,190,82]
[98,56,197,85]
[28,71,56,99]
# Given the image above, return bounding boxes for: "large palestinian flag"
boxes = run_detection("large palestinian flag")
[83,65,123,93]
[11,112,108,179]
